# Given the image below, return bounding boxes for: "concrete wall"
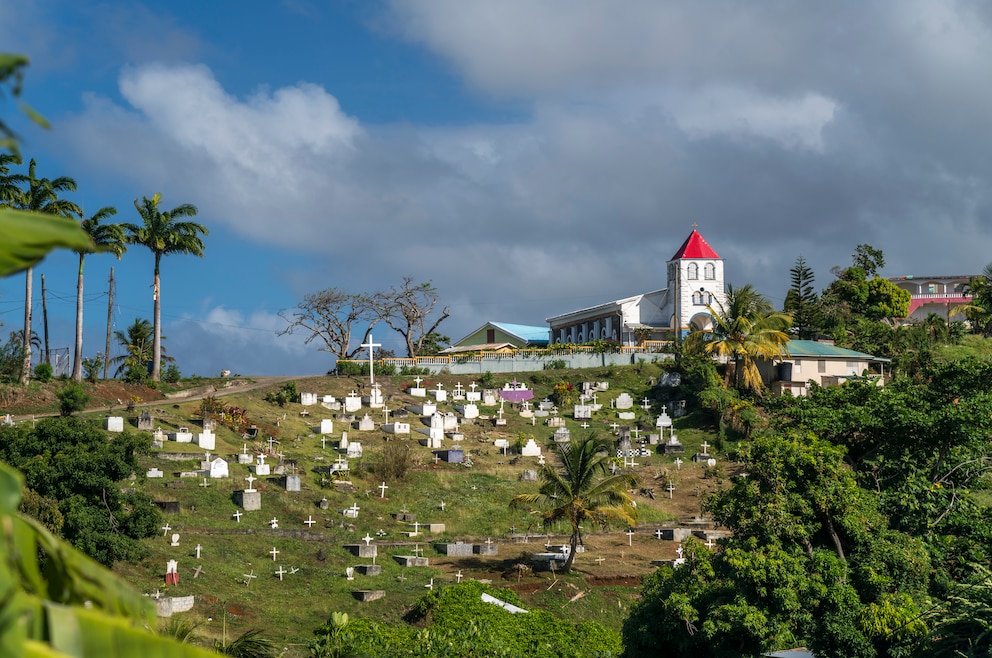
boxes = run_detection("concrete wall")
[405,351,672,375]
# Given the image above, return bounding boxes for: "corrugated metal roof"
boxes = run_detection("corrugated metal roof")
[671,229,720,260]
[491,322,550,344]
[785,340,876,359]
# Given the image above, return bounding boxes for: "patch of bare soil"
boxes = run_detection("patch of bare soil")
[2,380,166,417]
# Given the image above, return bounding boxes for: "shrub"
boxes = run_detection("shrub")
[56,382,90,416]
[264,382,298,407]
[335,360,364,376]
[162,363,181,383]
[81,354,103,383]
[370,442,411,481]
[543,359,567,370]
[32,362,53,383]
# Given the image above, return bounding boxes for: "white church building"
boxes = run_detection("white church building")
[547,229,726,344]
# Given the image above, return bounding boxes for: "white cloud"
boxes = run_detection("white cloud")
[54,0,992,368]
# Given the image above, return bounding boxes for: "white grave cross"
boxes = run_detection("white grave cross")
[361,334,381,384]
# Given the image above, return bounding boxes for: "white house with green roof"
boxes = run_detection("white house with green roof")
[758,340,889,396]
[443,322,550,354]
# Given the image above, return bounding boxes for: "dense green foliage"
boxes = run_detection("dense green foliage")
[687,283,791,393]
[310,582,622,657]
[0,417,160,566]
[624,358,992,657]
[56,381,90,415]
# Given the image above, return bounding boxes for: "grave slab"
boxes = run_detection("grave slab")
[352,590,385,602]
[235,490,261,511]
[394,555,429,567]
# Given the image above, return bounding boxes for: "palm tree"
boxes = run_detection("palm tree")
[688,283,792,394]
[13,159,81,383]
[510,434,637,572]
[122,194,207,381]
[110,318,172,380]
[71,205,124,381]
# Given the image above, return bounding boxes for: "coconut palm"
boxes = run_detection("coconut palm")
[510,434,637,572]
[110,318,173,381]
[688,283,792,394]
[12,159,81,383]
[122,194,206,381]
[71,205,124,381]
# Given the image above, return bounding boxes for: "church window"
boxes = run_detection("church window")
[687,263,699,280]
[704,263,715,280]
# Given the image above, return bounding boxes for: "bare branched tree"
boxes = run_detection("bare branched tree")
[372,277,450,357]
[278,288,377,360]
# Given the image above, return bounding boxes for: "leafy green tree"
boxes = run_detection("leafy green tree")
[853,243,886,278]
[962,262,992,335]
[56,381,90,416]
[123,194,207,381]
[784,255,818,339]
[10,158,82,383]
[0,416,161,566]
[687,283,791,394]
[623,434,930,658]
[72,205,125,381]
[510,434,637,572]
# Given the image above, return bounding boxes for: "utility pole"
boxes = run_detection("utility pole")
[104,267,114,380]
[41,274,50,364]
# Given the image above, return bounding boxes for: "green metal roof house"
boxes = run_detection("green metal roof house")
[443,322,550,354]
[758,340,889,396]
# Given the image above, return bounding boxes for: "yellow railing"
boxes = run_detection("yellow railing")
[337,341,674,369]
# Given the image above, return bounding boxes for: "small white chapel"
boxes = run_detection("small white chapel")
[546,229,726,345]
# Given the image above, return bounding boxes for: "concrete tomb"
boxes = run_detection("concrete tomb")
[105,417,124,433]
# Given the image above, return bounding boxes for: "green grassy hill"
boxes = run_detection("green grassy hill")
[76,366,724,655]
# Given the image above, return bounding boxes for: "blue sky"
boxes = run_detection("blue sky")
[1,1,991,376]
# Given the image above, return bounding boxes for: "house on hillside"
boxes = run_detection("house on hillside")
[442,322,550,354]
[546,229,726,345]
[889,274,974,322]
[757,340,888,396]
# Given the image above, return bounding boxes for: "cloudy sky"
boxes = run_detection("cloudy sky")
[1,1,989,375]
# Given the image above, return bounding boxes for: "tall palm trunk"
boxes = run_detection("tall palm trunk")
[21,267,32,384]
[72,254,84,381]
[152,254,162,381]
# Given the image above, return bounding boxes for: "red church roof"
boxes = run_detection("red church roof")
[671,229,720,260]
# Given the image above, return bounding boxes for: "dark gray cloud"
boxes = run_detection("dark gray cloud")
[46,1,992,373]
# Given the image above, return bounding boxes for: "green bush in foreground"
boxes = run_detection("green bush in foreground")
[310,581,622,657]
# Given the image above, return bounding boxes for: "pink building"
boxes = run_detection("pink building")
[888,275,974,322]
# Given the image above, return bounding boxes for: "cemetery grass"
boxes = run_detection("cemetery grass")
[82,367,728,655]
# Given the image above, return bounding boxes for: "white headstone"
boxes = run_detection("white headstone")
[319,419,334,434]
[195,429,215,450]
[105,417,125,433]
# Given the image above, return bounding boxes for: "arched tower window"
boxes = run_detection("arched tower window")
[704,263,715,280]
[687,263,699,280]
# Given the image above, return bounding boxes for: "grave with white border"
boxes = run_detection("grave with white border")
[301,392,318,406]
[105,417,125,433]
[319,419,334,434]
[407,401,437,417]
[146,467,164,478]
[195,430,215,450]
[520,439,542,457]
[346,442,363,458]
[208,458,228,479]
[171,427,193,443]
[344,392,362,413]
[573,404,593,420]
[357,414,375,432]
